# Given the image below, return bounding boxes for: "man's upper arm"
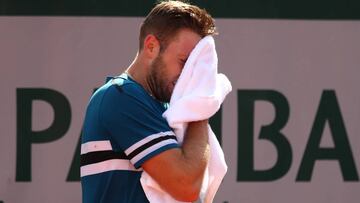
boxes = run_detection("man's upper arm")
[141,147,188,192]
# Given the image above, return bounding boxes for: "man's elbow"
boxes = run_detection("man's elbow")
[165,174,204,202]
[170,182,201,202]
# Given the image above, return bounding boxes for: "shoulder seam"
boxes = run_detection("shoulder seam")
[98,83,114,134]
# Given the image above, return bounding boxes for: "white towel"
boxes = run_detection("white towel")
[140,36,232,203]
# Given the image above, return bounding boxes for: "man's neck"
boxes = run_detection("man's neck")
[125,58,154,98]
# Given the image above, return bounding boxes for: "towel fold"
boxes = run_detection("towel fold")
[140,35,232,203]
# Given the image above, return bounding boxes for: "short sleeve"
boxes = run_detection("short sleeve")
[100,84,179,168]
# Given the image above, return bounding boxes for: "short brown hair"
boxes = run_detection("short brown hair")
[139,0,217,52]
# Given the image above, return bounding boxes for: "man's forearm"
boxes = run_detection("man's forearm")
[181,120,210,186]
[141,120,210,202]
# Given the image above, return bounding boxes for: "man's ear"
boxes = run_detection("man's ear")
[143,34,160,59]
